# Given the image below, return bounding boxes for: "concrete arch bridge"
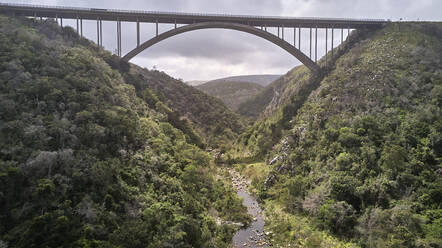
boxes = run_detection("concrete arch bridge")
[0,3,389,75]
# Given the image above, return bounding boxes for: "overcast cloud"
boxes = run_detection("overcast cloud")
[5,0,442,80]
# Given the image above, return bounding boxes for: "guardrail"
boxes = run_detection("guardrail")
[0,2,388,23]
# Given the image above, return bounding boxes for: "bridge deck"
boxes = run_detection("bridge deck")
[0,3,388,29]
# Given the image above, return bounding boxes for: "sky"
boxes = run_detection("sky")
[4,0,442,81]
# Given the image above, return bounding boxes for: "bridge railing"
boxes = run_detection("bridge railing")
[0,2,388,23]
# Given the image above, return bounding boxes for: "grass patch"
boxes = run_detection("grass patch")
[263,200,360,248]
[234,162,270,195]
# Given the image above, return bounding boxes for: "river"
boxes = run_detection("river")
[227,168,270,248]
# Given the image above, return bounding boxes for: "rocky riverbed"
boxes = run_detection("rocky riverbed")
[227,168,271,248]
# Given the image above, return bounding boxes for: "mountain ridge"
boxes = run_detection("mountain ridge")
[231,22,442,247]
[196,80,264,111]
[207,74,281,87]
[194,74,282,112]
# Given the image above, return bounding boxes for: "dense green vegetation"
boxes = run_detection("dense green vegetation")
[0,16,250,247]
[196,80,264,110]
[123,65,244,148]
[234,28,376,159]
[233,65,316,158]
[232,23,442,247]
[235,67,304,119]
[0,14,441,248]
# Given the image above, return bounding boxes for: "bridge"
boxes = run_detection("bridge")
[0,3,389,74]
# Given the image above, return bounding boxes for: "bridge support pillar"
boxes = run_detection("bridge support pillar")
[174,19,177,29]
[117,21,119,56]
[325,28,328,68]
[76,17,79,35]
[277,26,279,38]
[137,20,140,47]
[100,19,103,46]
[282,25,284,40]
[156,20,158,36]
[293,27,296,48]
[80,19,83,37]
[117,20,122,56]
[298,27,301,51]
[309,27,312,58]
[264,23,267,31]
[341,28,343,43]
[60,18,63,27]
[97,21,100,45]
[331,27,334,59]
[315,27,317,62]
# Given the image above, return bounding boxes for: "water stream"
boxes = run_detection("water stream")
[228,168,270,248]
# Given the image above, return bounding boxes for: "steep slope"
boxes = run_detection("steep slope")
[236,67,307,119]
[235,23,442,247]
[196,80,264,110]
[0,16,250,247]
[237,29,374,121]
[235,29,374,158]
[122,65,243,147]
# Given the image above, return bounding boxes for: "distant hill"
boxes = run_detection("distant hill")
[209,74,281,87]
[196,81,264,110]
[194,74,281,111]
[235,68,304,119]
[185,80,207,86]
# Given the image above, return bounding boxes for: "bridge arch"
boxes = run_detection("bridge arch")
[122,21,321,74]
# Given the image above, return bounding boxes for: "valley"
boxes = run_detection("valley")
[196,81,264,111]
[193,74,280,111]
[217,166,269,248]
[0,11,441,248]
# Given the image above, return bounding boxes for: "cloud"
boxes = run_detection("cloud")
[132,53,295,81]
[8,0,442,80]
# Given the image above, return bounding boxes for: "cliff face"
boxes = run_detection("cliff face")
[246,23,442,247]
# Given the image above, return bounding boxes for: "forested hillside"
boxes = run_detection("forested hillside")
[124,65,243,147]
[232,23,442,247]
[236,66,307,119]
[0,12,441,248]
[235,28,374,157]
[0,16,250,247]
